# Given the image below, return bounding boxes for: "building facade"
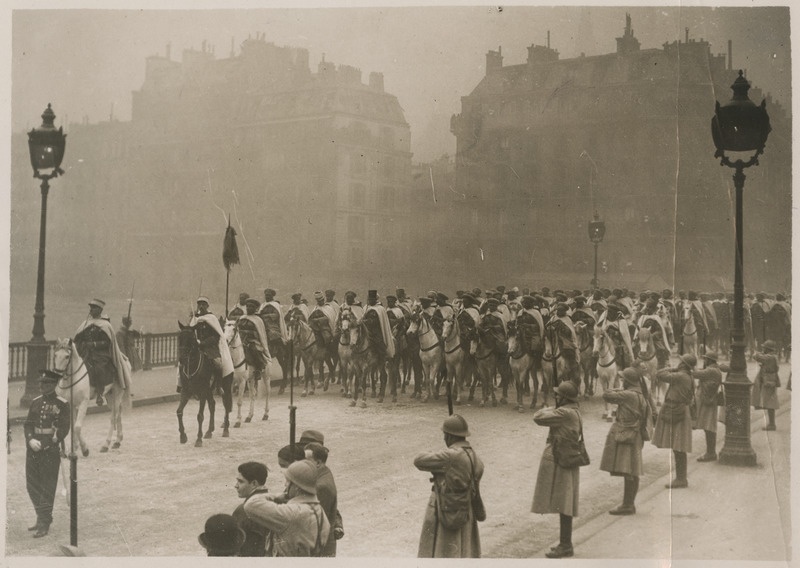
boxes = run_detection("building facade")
[449,15,791,292]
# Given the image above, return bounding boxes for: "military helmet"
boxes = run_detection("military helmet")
[442,414,471,437]
[679,353,698,368]
[553,381,579,402]
[285,460,318,494]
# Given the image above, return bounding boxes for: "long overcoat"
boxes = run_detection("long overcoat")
[652,367,693,452]
[692,365,722,432]
[414,440,484,558]
[752,353,781,410]
[315,464,343,557]
[599,386,647,477]
[531,403,581,517]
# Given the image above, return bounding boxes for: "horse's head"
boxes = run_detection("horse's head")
[406,315,420,335]
[592,326,606,355]
[638,327,652,348]
[53,338,74,374]
[340,307,351,331]
[223,319,238,344]
[441,316,455,339]
[469,336,478,356]
[506,323,519,354]
[177,322,198,355]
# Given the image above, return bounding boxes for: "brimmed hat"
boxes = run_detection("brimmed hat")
[198,514,245,555]
[553,381,579,402]
[39,369,62,382]
[762,340,778,353]
[442,414,470,437]
[299,429,325,446]
[679,353,698,368]
[702,351,718,364]
[436,292,449,304]
[285,460,318,494]
[88,299,106,309]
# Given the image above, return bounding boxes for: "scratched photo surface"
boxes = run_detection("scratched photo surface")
[4,2,794,563]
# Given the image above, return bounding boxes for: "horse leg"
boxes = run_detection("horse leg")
[498,356,511,405]
[177,396,189,444]
[359,365,369,408]
[101,391,114,453]
[195,397,206,446]
[246,374,256,423]
[234,374,243,428]
[220,374,232,437]
[113,399,123,449]
[74,398,90,457]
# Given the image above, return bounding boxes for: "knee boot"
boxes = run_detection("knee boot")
[546,514,574,558]
[698,430,717,461]
[666,450,688,488]
[609,476,637,515]
[766,409,776,430]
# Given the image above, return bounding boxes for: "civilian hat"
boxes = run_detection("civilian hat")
[299,429,325,445]
[198,514,245,555]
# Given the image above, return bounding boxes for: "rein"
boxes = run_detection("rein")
[226,327,248,370]
[413,318,440,352]
[179,332,205,379]
[55,346,89,390]
[594,336,616,368]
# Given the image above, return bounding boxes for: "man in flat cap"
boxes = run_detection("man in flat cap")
[75,299,131,406]
[24,369,71,538]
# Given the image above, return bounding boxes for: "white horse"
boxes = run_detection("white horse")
[337,307,355,398]
[507,322,535,412]
[681,304,699,357]
[592,327,619,422]
[407,313,442,403]
[224,320,269,426]
[52,338,131,455]
[635,327,662,405]
[441,316,466,405]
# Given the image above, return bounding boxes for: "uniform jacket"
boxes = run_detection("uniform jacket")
[414,440,484,558]
[693,364,722,432]
[652,367,693,452]
[600,386,647,477]
[531,404,581,517]
[24,392,71,451]
[316,464,344,557]
[752,352,781,410]
[244,492,331,557]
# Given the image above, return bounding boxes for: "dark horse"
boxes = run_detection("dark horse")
[176,322,216,447]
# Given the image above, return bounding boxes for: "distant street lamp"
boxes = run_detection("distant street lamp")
[711,70,771,467]
[20,104,66,407]
[588,212,606,289]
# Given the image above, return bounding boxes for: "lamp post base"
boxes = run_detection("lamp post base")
[718,379,757,467]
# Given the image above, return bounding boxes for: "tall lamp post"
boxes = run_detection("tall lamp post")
[20,104,66,407]
[711,70,770,466]
[588,212,606,289]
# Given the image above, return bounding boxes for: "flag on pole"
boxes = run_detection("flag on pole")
[223,222,240,271]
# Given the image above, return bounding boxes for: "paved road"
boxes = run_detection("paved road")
[5,359,792,558]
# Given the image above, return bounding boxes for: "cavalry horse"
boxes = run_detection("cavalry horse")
[469,326,498,408]
[224,320,269,426]
[53,338,132,456]
[540,329,569,408]
[507,321,536,412]
[287,312,328,397]
[407,312,442,403]
[592,326,619,421]
[386,314,409,403]
[176,322,217,446]
[574,321,596,397]
[348,315,386,407]
[635,327,662,405]
[336,307,355,397]
[440,316,466,405]
[680,303,699,357]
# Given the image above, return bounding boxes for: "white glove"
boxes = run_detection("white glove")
[28,439,42,452]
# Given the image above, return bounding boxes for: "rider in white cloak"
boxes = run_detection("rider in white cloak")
[189,296,234,379]
[364,290,396,359]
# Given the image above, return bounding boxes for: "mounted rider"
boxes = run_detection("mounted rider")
[478,298,508,354]
[395,288,413,314]
[74,298,132,406]
[236,298,272,379]
[286,293,310,323]
[431,292,455,342]
[686,291,709,345]
[190,296,235,384]
[324,289,340,314]
[637,298,672,368]
[457,293,481,351]
[545,302,580,385]
[363,290,395,359]
[516,295,545,355]
[600,298,635,370]
[308,291,338,348]
[342,291,365,320]
[660,289,679,347]
[228,292,250,320]
[258,288,289,347]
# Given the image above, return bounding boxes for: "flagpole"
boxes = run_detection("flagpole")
[225,215,231,318]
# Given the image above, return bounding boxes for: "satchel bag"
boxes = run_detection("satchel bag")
[553,413,590,468]
[465,448,486,522]
[613,425,638,444]
[435,485,470,530]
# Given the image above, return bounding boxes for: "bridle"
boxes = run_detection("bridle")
[179,329,205,379]
[54,342,89,390]
[593,331,616,368]
[225,325,248,370]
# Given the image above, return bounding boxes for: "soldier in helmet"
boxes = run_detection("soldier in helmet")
[413,414,484,558]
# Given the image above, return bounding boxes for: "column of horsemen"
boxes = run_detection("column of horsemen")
[208,284,790,409]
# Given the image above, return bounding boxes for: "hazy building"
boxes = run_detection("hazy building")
[449,15,791,292]
[11,35,412,307]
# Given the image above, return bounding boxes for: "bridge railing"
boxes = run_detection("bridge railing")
[7,332,180,382]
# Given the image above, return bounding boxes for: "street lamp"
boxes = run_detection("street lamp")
[588,212,606,289]
[711,70,771,467]
[20,104,66,407]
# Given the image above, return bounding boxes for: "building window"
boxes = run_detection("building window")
[348,216,365,241]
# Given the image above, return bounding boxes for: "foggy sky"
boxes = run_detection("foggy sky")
[10,4,792,163]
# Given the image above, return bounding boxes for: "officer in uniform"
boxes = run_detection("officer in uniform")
[24,370,71,538]
[75,299,130,406]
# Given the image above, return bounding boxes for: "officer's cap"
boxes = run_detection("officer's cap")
[39,369,62,382]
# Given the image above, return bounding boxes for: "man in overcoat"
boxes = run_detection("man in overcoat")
[413,414,484,558]
[752,340,781,431]
[692,352,722,461]
[600,367,649,515]
[531,381,583,558]
[305,442,345,556]
[652,353,696,488]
